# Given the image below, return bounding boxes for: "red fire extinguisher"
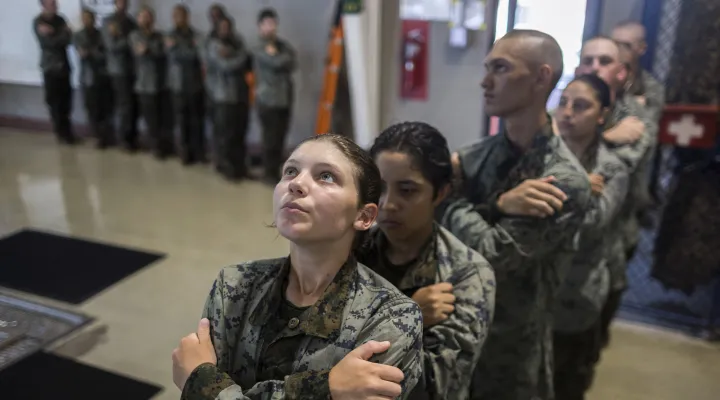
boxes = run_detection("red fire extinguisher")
[403,29,425,93]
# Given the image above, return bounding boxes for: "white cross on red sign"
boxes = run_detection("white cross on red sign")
[668,114,705,147]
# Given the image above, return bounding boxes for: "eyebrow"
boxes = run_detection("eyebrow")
[285,159,341,172]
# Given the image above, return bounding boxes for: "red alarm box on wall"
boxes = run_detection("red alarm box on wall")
[658,104,719,149]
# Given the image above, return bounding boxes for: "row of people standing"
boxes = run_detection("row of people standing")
[34,0,296,183]
[170,26,663,400]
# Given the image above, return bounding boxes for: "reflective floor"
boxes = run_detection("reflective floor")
[1,128,719,399]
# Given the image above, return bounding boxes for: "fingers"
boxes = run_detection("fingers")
[436,293,456,304]
[197,318,211,342]
[351,340,391,360]
[437,303,455,314]
[374,363,405,383]
[432,282,453,293]
[530,182,568,202]
[526,190,562,213]
[368,380,402,398]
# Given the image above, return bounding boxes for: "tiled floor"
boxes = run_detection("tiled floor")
[1,129,719,399]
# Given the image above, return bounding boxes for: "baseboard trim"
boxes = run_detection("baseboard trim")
[0,115,270,158]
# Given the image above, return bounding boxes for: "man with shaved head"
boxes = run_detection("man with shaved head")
[574,35,657,350]
[436,29,591,399]
[612,20,666,211]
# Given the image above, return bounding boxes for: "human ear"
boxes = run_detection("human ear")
[353,203,378,232]
[432,184,452,207]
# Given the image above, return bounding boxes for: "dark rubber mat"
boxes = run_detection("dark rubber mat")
[0,351,163,399]
[0,229,165,304]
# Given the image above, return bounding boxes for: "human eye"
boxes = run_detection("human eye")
[283,166,298,177]
[319,171,335,183]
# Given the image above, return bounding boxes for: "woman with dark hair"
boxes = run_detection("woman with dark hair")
[172,134,423,400]
[358,122,496,400]
[552,74,629,400]
[205,16,252,181]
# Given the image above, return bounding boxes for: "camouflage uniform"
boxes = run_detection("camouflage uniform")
[102,13,139,148]
[129,29,174,157]
[357,224,496,400]
[205,37,251,179]
[251,37,297,180]
[628,69,666,123]
[74,27,114,146]
[436,119,591,400]
[553,142,629,399]
[167,26,207,163]
[33,13,74,143]
[603,96,656,289]
[181,257,423,400]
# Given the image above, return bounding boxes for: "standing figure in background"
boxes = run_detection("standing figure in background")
[74,8,114,149]
[552,75,629,400]
[252,8,297,183]
[130,6,172,159]
[103,0,139,151]
[33,0,76,145]
[167,4,206,165]
[206,17,251,181]
[611,21,666,210]
[203,3,228,129]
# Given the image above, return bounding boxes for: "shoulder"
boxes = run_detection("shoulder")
[355,261,418,312]
[436,225,495,287]
[457,135,500,178]
[546,136,592,202]
[214,258,285,292]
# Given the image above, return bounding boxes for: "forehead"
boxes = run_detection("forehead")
[611,26,642,41]
[581,39,618,59]
[291,141,352,171]
[485,38,530,67]
[375,151,425,181]
[563,80,596,98]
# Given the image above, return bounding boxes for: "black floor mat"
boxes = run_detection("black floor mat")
[0,229,165,304]
[0,352,163,399]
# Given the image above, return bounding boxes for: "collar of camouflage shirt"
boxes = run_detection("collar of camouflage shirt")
[248,256,356,339]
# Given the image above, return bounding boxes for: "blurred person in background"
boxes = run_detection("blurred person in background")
[166,4,206,165]
[103,0,139,151]
[130,6,173,159]
[74,8,114,149]
[205,16,251,181]
[252,8,297,183]
[34,0,76,145]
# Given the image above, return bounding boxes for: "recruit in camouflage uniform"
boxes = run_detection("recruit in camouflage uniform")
[554,142,629,333]
[603,95,657,291]
[181,257,424,400]
[436,118,591,400]
[552,142,629,397]
[627,69,666,123]
[358,224,496,400]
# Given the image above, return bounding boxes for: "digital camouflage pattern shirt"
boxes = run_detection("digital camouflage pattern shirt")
[605,95,656,289]
[181,257,423,400]
[554,142,629,333]
[437,118,591,400]
[358,224,496,400]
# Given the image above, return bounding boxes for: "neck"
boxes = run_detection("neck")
[504,106,547,152]
[42,10,54,18]
[142,26,153,33]
[563,134,595,160]
[385,223,433,265]
[286,241,350,306]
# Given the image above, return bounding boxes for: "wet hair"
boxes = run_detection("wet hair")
[258,7,278,23]
[501,29,564,95]
[369,122,452,197]
[568,74,612,109]
[291,134,381,251]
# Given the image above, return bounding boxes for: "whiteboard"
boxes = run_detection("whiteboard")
[0,0,82,86]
